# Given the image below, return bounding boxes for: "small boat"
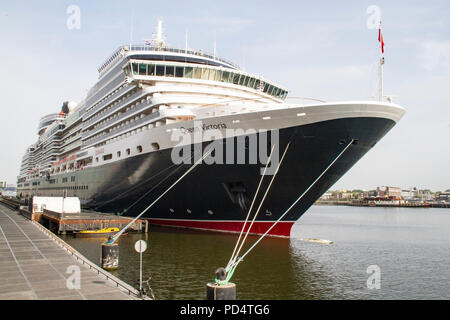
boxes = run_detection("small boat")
[75,227,127,238]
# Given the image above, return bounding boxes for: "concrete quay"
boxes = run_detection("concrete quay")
[0,203,140,300]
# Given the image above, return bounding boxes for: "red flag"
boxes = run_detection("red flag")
[378,27,385,54]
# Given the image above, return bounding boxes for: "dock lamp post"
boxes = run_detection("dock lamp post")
[134,240,147,297]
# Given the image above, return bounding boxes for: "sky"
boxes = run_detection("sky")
[0,0,449,191]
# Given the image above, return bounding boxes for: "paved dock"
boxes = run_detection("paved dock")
[0,204,140,300]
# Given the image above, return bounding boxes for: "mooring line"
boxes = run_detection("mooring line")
[226,141,291,274]
[225,144,276,270]
[225,139,355,281]
[95,145,201,212]
[107,145,214,244]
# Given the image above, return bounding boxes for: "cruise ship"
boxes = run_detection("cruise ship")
[17,20,405,237]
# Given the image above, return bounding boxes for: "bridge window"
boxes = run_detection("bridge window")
[201,68,209,80]
[239,75,245,85]
[147,64,155,76]
[166,66,175,77]
[248,77,255,88]
[127,61,286,100]
[208,69,216,81]
[137,145,143,153]
[232,73,240,85]
[139,63,147,75]
[132,63,138,75]
[222,71,231,83]
[215,70,222,81]
[175,66,184,78]
[156,65,165,76]
[193,67,202,79]
[184,67,193,78]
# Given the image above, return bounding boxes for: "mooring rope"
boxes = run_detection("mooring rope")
[222,139,355,284]
[224,141,291,279]
[224,144,276,272]
[107,145,214,244]
[94,145,202,212]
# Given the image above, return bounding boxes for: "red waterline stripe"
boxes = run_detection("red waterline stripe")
[147,218,294,237]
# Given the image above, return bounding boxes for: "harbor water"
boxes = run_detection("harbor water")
[60,206,450,300]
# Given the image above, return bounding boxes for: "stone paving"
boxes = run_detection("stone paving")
[0,204,139,300]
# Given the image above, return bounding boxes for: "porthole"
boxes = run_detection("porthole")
[151,143,160,151]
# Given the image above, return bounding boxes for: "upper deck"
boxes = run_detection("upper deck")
[98,45,240,79]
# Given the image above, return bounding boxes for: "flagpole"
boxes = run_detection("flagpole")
[379,56,384,102]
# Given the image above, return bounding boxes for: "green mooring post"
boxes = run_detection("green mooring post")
[101,242,119,271]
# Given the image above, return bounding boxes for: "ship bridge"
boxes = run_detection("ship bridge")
[97,18,240,79]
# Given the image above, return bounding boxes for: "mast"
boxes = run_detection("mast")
[378,56,384,101]
[153,17,166,48]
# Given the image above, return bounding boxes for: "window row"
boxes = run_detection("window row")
[125,62,288,99]
[96,143,160,163]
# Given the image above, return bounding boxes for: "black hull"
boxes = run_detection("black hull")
[91,117,395,236]
[22,117,396,236]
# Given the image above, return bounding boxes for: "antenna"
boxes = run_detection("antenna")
[185,28,188,53]
[129,8,135,49]
[213,29,217,59]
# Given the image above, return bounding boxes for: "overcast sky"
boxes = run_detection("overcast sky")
[0,0,449,191]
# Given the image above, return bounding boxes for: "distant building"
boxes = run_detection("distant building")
[419,190,434,201]
[341,191,353,199]
[377,186,402,199]
[364,190,377,198]
[438,193,450,202]
[320,192,333,200]
[0,181,7,189]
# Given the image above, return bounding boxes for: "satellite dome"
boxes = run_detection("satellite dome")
[61,101,77,114]
[68,101,77,111]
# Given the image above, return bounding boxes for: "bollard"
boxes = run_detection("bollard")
[206,282,236,300]
[101,242,119,271]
